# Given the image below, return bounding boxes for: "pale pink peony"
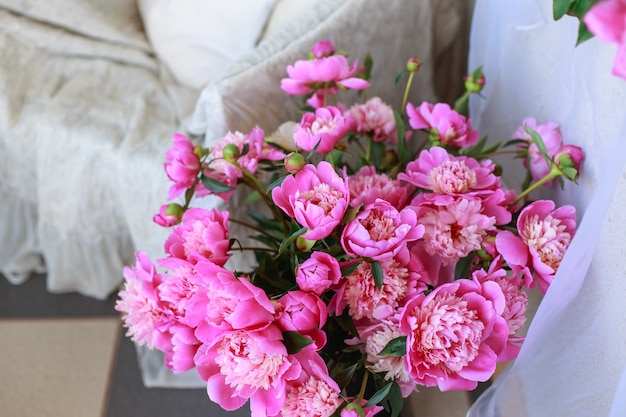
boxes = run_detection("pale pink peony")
[116,252,170,350]
[341,199,424,261]
[294,106,351,153]
[195,325,301,416]
[185,262,275,335]
[415,197,497,265]
[398,146,497,194]
[406,102,478,147]
[164,133,200,200]
[275,290,328,350]
[511,118,563,182]
[272,161,350,240]
[163,208,231,266]
[399,278,509,391]
[348,97,397,143]
[281,54,370,96]
[331,258,424,321]
[495,200,576,294]
[584,0,626,79]
[358,321,416,397]
[473,257,528,362]
[281,348,342,417]
[296,251,342,295]
[349,166,414,210]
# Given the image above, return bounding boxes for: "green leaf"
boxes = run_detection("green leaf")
[562,166,578,181]
[388,383,403,417]
[340,260,362,277]
[379,336,407,357]
[371,260,384,290]
[576,21,594,45]
[371,141,385,169]
[503,138,528,148]
[365,382,392,407]
[333,362,360,390]
[277,227,308,257]
[571,0,597,18]
[553,0,576,20]
[282,331,314,354]
[244,190,261,204]
[200,175,235,193]
[248,211,283,232]
[525,126,552,166]
[363,53,374,81]
[454,254,475,279]
[335,309,360,338]
[395,69,408,85]
[267,175,287,192]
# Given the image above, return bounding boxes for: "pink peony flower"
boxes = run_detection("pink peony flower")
[275,290,328,349]
[281,348,342,417]
[331,258,424,321]
[281,55,370,96]
[116,252,170,350]
[296,251,342,295]
[185,262,276,335]
[163,207,231,266]
[473,257,528,362]
[511,118,563,182]
[294,106,351,153]
[164,324,201,373]
[358,321,416,397]
[341,199,424,261]
[406,102,478,147]
[415,197,497,265]
[195,325,301,416]
[164,133,201,200]
[584,0,626,79]
[405,241,455,287]
[311,39,336,59]
[399,278,509,391]
[348,97,397,143]
[349,166,414,210]
[272,161,350,240]
[398,146,498,194]
[153,203,184,227]
[555,144,585,181]
[495,200,576,293]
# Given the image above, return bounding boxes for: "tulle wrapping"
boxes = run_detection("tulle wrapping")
[467,0,626,416]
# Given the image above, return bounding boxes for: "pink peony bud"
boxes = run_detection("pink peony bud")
[406,57,421,73]
[296,252,341,295]
[284,152,306,173]
[555,144,584,181]
[311,39,336,59]
[153,203,183,227]
[464,67,486,93]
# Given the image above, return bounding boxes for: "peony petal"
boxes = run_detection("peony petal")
[495,231,528,267]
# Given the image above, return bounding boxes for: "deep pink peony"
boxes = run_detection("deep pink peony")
[164,133,201,200]
[399,278,509,391]
[415,196,497,265]
[163,207,231,266]
[185,262,276,335]
[511,118,563,182]
[275,290,328,350]
[495,200,576,294]
[399,146,498,194]
[584,0,626,79]
[472,257,528,362]
[116,252,170,350]
[195,325,301,417]
[272,161,350,240]
[348,97,397,143]
[296,251,342,295]
[349,166,414,210]
[406,102,478,147]
[294,106,351,153]
[281,55,370,96]
[341,199,424,261]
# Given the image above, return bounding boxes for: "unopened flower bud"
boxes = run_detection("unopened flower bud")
[284,152,306,173]
[464,67,486,93]
[153,203,183,227]
[222,143,240,162]
[193,145,206,159]
[406,57,421,73]
[311,39,336,59]
[296,236,316,251]
[555,144,584,181]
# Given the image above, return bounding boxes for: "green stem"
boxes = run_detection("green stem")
[228,217,280,242]
[401,71,416,117]
[356,371,369,403]
[511,166,560,205]
[232,246,278,254]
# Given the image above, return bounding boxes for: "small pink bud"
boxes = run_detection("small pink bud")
[284,152,306,173]
[406,57,421,73]
[153,203,184,227]
[311,39,336,59]
[464,67,486,93]
[555,144,584,181]
[296,236,316,251]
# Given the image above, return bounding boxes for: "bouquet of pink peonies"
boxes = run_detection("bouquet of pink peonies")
[116,40,584,417]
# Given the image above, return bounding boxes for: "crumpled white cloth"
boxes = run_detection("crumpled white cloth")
[467,0,626,416]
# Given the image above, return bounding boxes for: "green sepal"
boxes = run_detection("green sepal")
[282,331,314,354]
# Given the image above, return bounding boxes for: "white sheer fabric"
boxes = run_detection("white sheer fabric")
[468,0,626,416]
